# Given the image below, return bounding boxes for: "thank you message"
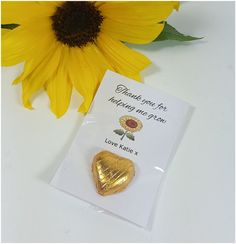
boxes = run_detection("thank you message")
[108,84,168,124]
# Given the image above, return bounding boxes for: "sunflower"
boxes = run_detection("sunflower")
[2,1,179,118]
[119,115,143,133]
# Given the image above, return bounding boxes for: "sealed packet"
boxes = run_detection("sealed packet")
[51,70,193,228]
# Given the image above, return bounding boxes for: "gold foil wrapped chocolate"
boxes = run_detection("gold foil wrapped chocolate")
[92,151,135,196]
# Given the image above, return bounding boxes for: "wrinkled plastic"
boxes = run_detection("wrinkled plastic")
[51,70,193,229]
[51,112,173,229]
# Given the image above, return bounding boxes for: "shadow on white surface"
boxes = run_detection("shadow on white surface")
[38,115,84,184]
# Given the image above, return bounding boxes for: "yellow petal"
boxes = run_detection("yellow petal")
[102,19,164,44]
[22,42,61,109]
[1,1,58,24]
[83,44,114,79]
[45,46,72,118]
[67,42,115,114]
[1,28,10,36]
[96,33,151,81]
[2,26,29,66]
[67,47,101,113]
[94,2,105,8]
[46,74,72,118]
[174,2,180,11]
[98,1,178,44]
[99,2,179,25]
[2,17,54,66]
[13,29,56,85]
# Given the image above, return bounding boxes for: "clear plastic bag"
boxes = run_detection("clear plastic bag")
[51,71,193,229]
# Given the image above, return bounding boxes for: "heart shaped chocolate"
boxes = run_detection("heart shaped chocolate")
[92,151,135,196]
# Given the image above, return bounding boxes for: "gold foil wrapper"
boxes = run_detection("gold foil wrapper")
[92,151,135,196]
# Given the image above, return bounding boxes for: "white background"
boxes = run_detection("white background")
[2,2,235,242]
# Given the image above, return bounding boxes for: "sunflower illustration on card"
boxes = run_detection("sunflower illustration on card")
[114,115,143,141]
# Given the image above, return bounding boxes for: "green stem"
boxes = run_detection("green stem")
[121,131,127,140]
[1,24,19,30]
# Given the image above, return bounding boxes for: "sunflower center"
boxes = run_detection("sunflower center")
[126,119,138,129]
[51,2,103,47]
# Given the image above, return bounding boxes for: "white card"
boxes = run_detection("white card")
[51,70,193,227]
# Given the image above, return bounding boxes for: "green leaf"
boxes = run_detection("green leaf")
[1,24,19,30]
[154,22,202,42]
[126,132,135,141]
[114,129,124,136]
